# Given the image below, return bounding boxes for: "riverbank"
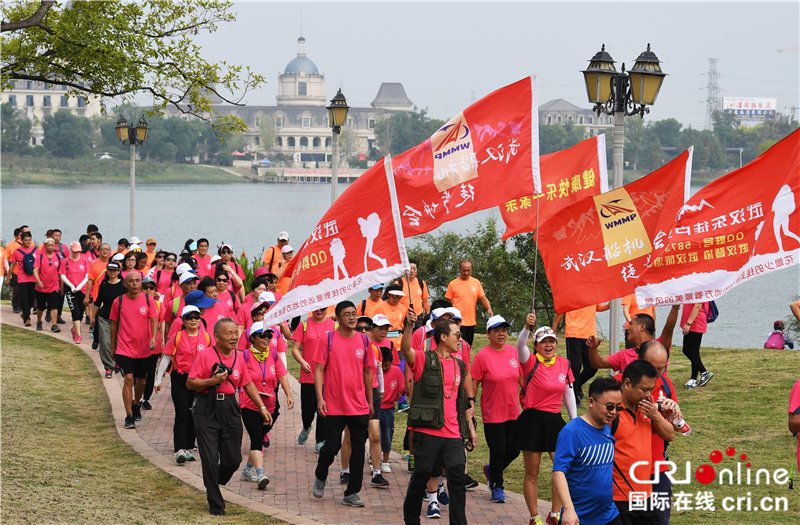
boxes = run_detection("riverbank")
[0,163,244,185]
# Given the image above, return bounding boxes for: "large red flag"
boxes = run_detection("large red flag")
[392,76,540,237]
[538,148,693,313]
[499,135,609,241]
[635,130,800,307]
[264,158,409,326]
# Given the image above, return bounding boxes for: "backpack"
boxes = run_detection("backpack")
[116,292,151,310]
[21,248,36,275]
[397,277,426,301]
[765,331,786,349]
[706,301,719,323]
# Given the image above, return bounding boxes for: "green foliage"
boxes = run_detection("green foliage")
[374,108,445,156]
[1,0,265,135]
[0,102,32,153]
[235,250,265,293]
[41,109,92,157]
[257,115,277,153]
[216,150,233,166]
[408,218,556,330]
[539,121,589,155]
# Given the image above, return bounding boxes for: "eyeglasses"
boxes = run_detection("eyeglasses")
[165,257,176,262]
[221,249,232,255]
[339,311,358,318]
[184,314,201,321]
[216,278,229,283]
[356,325,371,332]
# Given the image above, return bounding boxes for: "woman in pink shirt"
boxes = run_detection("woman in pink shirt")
[59,241,90,343]
[154,252,177,298]
[216,244,245,302]
[515,313,577,525]
[214,270,241,314]
[681,302,712,390]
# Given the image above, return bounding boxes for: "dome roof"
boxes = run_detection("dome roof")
[284,56,319,75]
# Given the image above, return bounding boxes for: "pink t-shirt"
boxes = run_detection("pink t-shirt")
[154,269,174,298]
[681,303,708,334]
[367,341,383,389]
[240,349,287,413]
[167,316,209,340]
[317,331,370,416]
[33,251,61,293]
[608,336,671,372]
[412,326,429,351]
[109,293,158,359]
[189,348,251,396]
[195,255,214,279]
[789,379,800,472]
[201,300,232,331]
[162,296,185,328]
[217,288,241,313]
[520,355,574,413]
[164,330,212,374]
[235,297,255,326]
[59,254,90,293]
[471,345,522,423]
[12,246,37,284]
[452,340,472,372]
[292,318,336,384]
[410,349,462,439]
[381,365,406,409]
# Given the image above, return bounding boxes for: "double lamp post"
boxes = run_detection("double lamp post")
[115,115,150,238]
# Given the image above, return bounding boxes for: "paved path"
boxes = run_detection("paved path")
[2,305,548,525]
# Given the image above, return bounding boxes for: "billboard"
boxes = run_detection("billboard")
[722,97,777,119]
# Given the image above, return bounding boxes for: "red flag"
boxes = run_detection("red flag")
[499,135,609,241]
[538,149,693,313]
[392,77,540,237]
[635,130,800,306]
[264,158,409,325]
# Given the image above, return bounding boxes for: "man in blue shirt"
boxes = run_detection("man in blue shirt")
[553,377,622,525]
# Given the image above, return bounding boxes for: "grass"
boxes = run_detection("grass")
[0,163,243,185]
[0,325,284,525]
[286,333,800,523]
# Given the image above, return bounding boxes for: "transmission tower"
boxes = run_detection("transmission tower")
[705,58,722,129]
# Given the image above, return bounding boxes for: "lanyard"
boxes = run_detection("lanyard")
[436,353,457,399]
[255,348,271,387]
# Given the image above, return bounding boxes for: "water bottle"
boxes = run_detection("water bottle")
[672,417,692,436]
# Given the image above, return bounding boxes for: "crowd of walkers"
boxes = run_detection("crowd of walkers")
[4,223,798,525]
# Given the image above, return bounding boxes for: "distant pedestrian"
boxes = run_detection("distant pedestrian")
[4,226,25,313]
[60,241,90,343]
[9,230,36,326]
[764,320,794,349]
[445,259,492,346]
[394,258,431,317]
[194,238,214,278]
[92,261,125,378]
[33,237,63,332]
[375,284,408,350]
[217,244,245,301]
[276,245,294,295]
[356,284,384,319]
[681,302,713,390]
[144,238,158,267]
[262,231,289,275]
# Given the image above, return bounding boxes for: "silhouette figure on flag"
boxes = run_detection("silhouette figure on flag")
[330,238,348,280]
[358,213,387,271]
[772,184,800,253]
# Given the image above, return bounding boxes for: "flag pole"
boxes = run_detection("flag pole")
[404,271,415,315]
[532,193,540,315]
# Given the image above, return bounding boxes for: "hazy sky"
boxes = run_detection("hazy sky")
[186,1,799,130]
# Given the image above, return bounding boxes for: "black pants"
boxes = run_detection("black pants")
[192,394,243,512]
[566,337,597,393]
[483,420,520,489]
[460,325,475,346]
[11,274,20,311]
[651,471,672,525]
[315,414,368,496]
[19,281,35,321]
[614,501,660,525]
[682,331,706,380]
[242,407,279,451]
[404,433,467,525]
[142,354,159,402]
[65,290,86,321]
[171,371,196,452]
[300,383,326,443]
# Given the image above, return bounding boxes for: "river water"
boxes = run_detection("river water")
[2,183,798,349]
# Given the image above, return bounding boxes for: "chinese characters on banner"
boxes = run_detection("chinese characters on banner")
[538,148,693,314]
[499,134,609,241]
[634,129,800,307]
[392,76,540,237]
[263,158,409,326]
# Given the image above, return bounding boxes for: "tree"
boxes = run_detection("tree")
[1,101,32,152]
[42,109,92,157]
[374,116,395,156]
[258,115,277,154]
[1,1,265,135]
[217,150,233,166]
[373,108,444,156]
[338,127,358,165]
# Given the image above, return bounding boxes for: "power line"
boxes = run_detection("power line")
[720,74,799,84]
[705,58,721,130]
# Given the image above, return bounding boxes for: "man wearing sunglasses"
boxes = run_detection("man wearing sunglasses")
[553,377,623,525]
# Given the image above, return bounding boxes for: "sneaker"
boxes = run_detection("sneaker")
[465,474,479,490]
[57,317,65,325]
[241,466,258,482]
[408,455,414,472]
[483,463,492,489]
[124,415,136,429]
[401,450,410,460]
[685,379,698,390]
[141,400,153,410]
[71,327,78,343]
[263,434,270,449]
[529,516,546,525]
[85,314,91,324]
[115,365,121,374]
[397,401,410,413]
[545,513,561,525]
[105,370,113,379]
[381,462,392,473]
[342,492,365,507]
[423,491,430,501]
[312,477,326,498]
[92,339,99,350]
[185,449,197,461]
[175,450,187,464]
[132,404,142,421]
[491,487,505,503]
[298,426,312,445]
[36,322,43,331]
[46,312,52,323]
[74,333,82,343]
[437,486,449,506]
[13,307,21,314]
[575,397,582,408]
[698,371,714,387]
[315,441,325,454]
[427,502,441,519]
[340,471,350,485]
[51,325,61,333]
[257,473,270,489]
[371,473,390,488]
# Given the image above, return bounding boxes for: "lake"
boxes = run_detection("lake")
[2,183,798,349]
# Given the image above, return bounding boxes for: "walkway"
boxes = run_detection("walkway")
[2,305,548,525]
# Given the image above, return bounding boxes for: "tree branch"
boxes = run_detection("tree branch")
[1,1,55,32]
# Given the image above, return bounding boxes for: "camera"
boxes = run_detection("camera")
[212,362,233,376]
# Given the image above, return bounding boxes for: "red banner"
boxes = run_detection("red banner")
[635,130,800,306]
[264,158,409,325]
[499,135,608,241]
[392,76,540,237]
[538,149,693,313]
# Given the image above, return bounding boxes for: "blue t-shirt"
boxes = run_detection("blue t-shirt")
[553,417,619,525]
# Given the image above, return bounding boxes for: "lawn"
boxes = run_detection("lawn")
[0,325,283,525]
[286,332,800,523]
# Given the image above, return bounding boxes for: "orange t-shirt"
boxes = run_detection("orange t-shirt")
[445,277,485,327]
[262,244,283,274]
[5,240,21,275]
[88,259,108,300]
[612,406,656,501]
[621,293,656,323]
[276,275,290,296]
[356,297,383,319]
[564,305,598,339]
[374,300,408,348]
[394,277,429,314]
[145,250,157,267]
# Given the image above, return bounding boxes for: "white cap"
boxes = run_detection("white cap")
[210,254,222,264]
[181,305,200,317]
[129,244,141,251]
[446,307,462,320]
[534,326,558,343]
[281,244,293,254]
[179,272,198,284]
[111,253,125,261]
[486,315,511,331]
[430,308,450,320]
[258,291,276,304]
[44,237,56,245]
[388,289,406,297]
[278,231,289,241]
[371,314,392,327]
[175,262,193,275]
[129,236,141,245]
[249,321,274,339]
[425,319,434,333]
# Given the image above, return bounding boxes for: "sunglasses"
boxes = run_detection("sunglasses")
[142,286,156,291]
[595,401,624,413]
[221,249,232,255]
[156,254,165,259]
[183,314,201,321]
[216,278,229,283]
[356,325,371,332]
[255,331,273,339]
[165,257,176,262]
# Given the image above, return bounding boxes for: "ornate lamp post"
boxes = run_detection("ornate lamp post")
[326,89,349,205]
[582,44,666,357]
[115,115,150,237]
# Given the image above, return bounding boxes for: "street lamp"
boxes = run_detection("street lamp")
[582,44,666,358]
[115,115,149,238]
[326,89,349,205]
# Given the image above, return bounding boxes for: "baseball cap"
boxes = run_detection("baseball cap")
[188,241,197,251]
[254,267,268,278]
[179,272,198,284]
[129,236,141,245]
[425,319,434,333]
[371,314,392,327]
[249,321,274,340]
[388,289,406,297]
[250,299,269,312]
[210,254,222,264]
[370,284,384,290]
[44,237,55,245]
[181,305,200,317]
[111,253,125,261]
[175,262,194,275]
[220,243,233,252]
[179,248,191,257]
[446,307,462,320]
[430,308,450,320]
[533,326,558,343]
[185,290,215,309]
[486,315,511,331]
[106,261,121,271]
[357,315,373,326]
[278,231,289,241]
[258,291,277,305]
[282,245,293,254]
[69,241,82,252]
[142,276,155,286]
[146,238,157,245]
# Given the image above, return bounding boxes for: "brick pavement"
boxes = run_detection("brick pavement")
[2,305,549,525]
